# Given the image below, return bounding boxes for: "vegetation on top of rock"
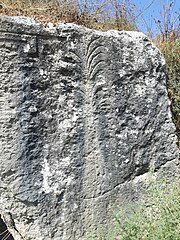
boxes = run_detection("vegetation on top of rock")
[0,0,136,30]
[0,1,179,146]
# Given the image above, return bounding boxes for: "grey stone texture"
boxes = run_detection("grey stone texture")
[0,16,179,240]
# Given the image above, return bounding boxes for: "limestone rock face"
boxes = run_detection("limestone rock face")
[0,16,179,240]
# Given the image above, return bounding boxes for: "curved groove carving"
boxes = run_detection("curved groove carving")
[87,45,104,63]
[86,38,107,83]
[69,50,82,63]
[87,50,104,70]
[89,60,106,80]
[0,17,178,240]
[86,37,101,56]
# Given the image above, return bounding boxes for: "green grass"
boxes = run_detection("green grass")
[93,180,180,240]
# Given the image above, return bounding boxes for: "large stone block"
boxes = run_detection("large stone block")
[0,16,179,240]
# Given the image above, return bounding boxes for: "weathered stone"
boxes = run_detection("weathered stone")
[0,16,179,240]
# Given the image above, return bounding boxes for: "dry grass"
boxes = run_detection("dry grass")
[157,38,180,146]
[0,0,136,30]
[0,0,81,26]
[0,0,179,144]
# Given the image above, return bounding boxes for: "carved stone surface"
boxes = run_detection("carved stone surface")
[0,16,179,240]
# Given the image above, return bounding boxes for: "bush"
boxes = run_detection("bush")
[157,39,180,147]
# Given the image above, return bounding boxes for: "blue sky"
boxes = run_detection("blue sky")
[132,0,180,35]
[78,0,179,35]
